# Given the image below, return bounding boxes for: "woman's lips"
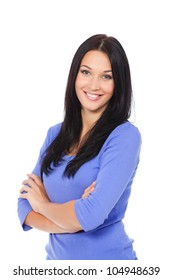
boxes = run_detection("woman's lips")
[85,91,102,101]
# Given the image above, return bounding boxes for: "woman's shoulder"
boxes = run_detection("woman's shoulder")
[46,122,63,143]
[112,121,141,139]
[48,122,62,133]
[101,121,142,151]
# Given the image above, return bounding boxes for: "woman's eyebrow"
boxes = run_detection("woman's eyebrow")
[80,65,92,69]
[80,65,112,72]
[104,70,112,73]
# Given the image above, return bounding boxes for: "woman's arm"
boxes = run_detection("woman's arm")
[37,200,82,233]
[20,174,95,233]
[74,124,142,232]
[24,211,71,233]
[32,182,96,233]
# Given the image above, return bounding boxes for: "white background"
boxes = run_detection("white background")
[0,0,173,278]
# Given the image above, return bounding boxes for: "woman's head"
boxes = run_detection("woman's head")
[65,34,132,122]
[40,35,133,178]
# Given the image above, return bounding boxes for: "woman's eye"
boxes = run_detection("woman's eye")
[103,74,112,80]
[81,69,90,75]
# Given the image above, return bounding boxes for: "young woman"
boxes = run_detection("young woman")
[18,34,142,260]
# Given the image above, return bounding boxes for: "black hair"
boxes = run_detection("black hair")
[41,34,132,179]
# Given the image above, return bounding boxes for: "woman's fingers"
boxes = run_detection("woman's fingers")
[19,185,31,198]
[82,181,96,198]
[22,174,43,190]
[83,186,94,194]
[84,181,96,192]
[22,178,37,189]
[27,173,43,186]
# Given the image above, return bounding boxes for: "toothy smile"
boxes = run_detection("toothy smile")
[85,92,102,100]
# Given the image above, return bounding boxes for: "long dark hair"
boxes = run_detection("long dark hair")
[41,34,132,179]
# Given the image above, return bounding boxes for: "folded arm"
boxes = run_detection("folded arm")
[24,211,70,233]
[19,174,95,233]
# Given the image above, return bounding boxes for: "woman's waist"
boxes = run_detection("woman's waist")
[46,220,134,259]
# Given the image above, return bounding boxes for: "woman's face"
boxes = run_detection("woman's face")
[75,50,114,115]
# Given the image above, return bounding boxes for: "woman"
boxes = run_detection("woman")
[18,34,142,260]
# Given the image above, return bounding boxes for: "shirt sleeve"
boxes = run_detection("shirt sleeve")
[17,124,61,231]
[74,123,142,232]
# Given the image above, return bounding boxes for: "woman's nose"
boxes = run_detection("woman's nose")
[89,76,100,91]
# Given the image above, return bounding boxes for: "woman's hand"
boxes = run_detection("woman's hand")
[81,181,96,199]
[19,173,50,212]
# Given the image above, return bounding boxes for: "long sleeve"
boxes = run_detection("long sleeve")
[74,122,142,232]
[17,123,62,230]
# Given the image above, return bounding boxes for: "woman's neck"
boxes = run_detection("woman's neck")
[67,110,101,156]
[81,109,101,133]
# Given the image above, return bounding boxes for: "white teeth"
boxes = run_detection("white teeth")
[86,92,100,99]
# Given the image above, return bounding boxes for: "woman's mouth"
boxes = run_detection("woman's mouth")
[85,92,102,101]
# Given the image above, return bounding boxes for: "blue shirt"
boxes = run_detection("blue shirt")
[17,121,141,260]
